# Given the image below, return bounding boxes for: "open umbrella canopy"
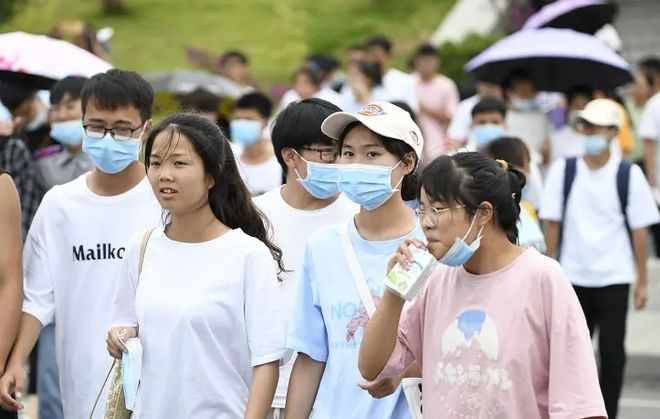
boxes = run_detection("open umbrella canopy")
[465,28,632,92]
[0,31,112,89]
[523,0,618,34]
[142,71,243,99]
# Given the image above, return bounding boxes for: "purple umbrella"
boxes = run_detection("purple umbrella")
[464,28,631,92]
[523,0,618,34]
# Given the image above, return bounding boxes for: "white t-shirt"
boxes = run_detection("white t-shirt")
[22,174,161,419]
[448,94,481,143]
[254,187,358,408]
[639,91,660,184]
[237,155,283,196]
[338,68,419,113]
[506,109,551,157]
[278,88,342,112]
[539,156,660,287]
[112,228,290,419]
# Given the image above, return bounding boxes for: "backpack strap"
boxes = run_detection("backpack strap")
[138,228,155,277]
[558,157,578,256]
[616,161,633,248]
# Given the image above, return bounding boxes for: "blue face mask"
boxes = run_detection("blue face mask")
[230,119,262,147]
[294,151,341,199]
[82,126,143,174]
[338,162,403,211]
[582,134,608,155]
[512,97,538,112]
[438,212,484,267]
[121,338,142,411]
[50,120,83,147]
[472,124,504,148]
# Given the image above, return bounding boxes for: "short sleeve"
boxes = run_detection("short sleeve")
[539,159,566,222]
[639,97,660,140]
[448,102,471,142]
[111,232,143,328]
[244,244,291,367]
[376,288,426,381]
[626,164,660,230]
[286,244,329,363]
[22,193,55,327]
[542,261,607,418]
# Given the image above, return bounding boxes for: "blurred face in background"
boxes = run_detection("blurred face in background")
[293,72,320,100]
[413,54,439,81]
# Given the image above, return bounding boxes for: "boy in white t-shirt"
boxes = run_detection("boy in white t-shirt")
[231,92,283,196]
[0,70,162,419]
[540,99,660,419]
[254,98,358,418]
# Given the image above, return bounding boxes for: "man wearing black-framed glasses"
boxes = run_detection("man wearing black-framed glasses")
[254,98,358,419]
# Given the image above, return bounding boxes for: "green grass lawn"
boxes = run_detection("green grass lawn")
[2,0,456,88]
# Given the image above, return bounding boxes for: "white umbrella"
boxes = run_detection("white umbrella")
[0,31,112,89]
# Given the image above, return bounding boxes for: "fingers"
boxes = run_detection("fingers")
[405,238,427,250]
[106,328,128,359]
[0,376,23,411]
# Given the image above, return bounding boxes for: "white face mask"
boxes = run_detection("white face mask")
[26,105,48,132]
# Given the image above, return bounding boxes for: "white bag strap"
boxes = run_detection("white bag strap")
[337,222,376,318]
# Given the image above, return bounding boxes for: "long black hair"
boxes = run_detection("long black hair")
[421,152,526,244]
[144,113,285,274]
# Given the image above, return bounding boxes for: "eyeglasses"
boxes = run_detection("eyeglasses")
[301,146,339,162]
[82,124,144,141]
[415,205,465,223]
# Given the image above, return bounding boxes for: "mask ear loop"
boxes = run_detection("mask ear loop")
[292,149,310,181]
[462,207,485,244]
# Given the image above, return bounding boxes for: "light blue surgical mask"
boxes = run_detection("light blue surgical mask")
[582,134,608,155]
[438,212,484,267]
[511,97,538,112]
[338,161,403,211]
[230,119,262,147]
[472,124,504,148]
[50,120,83,147]
[82,126,143,174]
[294,151,341,199]
[121,338,142,411]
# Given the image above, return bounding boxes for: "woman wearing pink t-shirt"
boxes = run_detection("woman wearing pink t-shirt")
[359,152,607,419]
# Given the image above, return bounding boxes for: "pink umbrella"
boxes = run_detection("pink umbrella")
[0,31,112,89]
[523,0,618,34]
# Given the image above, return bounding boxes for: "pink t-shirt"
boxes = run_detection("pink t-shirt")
[414,74,459,161]
[378,249,606,419]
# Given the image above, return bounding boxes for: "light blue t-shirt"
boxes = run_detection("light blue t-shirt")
[288,219,425,419]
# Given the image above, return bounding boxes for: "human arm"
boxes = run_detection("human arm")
[539,159,566,260]
[359,238,425,381]
[284,354,325,419]
[632,228,649,310]
[245,361,280,419]
[544,222,560,260]
[644,139,657,187]
[0,174,22,375]
[0,313,42,411]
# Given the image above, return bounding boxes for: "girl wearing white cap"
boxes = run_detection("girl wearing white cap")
[285,101,423,419]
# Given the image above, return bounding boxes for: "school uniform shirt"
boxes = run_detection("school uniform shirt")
[112,228,290,419]
[254,187,359,409]
[287,219,424,419]
[376,249,607,419]
[539,156,660,287]
[22,174,161,419]
[237,155,283,196]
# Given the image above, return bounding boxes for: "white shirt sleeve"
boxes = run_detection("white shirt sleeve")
[244,244,290,367]
[539,159,566,222]
[22,194,55,327]
[111,232,143,328]
[639,95,660,140]
[448,98,474,142]
[626,164,660,230]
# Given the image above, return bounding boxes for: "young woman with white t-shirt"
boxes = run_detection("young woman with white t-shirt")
[359,153,607,419]
[285,101,423,419]
[106,114,289,419]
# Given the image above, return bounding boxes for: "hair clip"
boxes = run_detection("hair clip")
[512,192,517,200]
[496,159,509,170]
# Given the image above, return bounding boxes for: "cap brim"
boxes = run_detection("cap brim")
[576,113,620,128]
[321,112,360,140]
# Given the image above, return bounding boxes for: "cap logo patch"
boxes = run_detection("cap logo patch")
[358,104,386,116]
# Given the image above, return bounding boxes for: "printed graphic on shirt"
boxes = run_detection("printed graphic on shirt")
[72,243,126,261]
[346,295,381,343]
[433,309,512,418]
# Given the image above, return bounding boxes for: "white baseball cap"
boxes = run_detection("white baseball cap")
[320,101,424,157]
[577,98,622,128]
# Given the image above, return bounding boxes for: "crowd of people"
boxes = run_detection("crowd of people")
[0,29,659,419]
